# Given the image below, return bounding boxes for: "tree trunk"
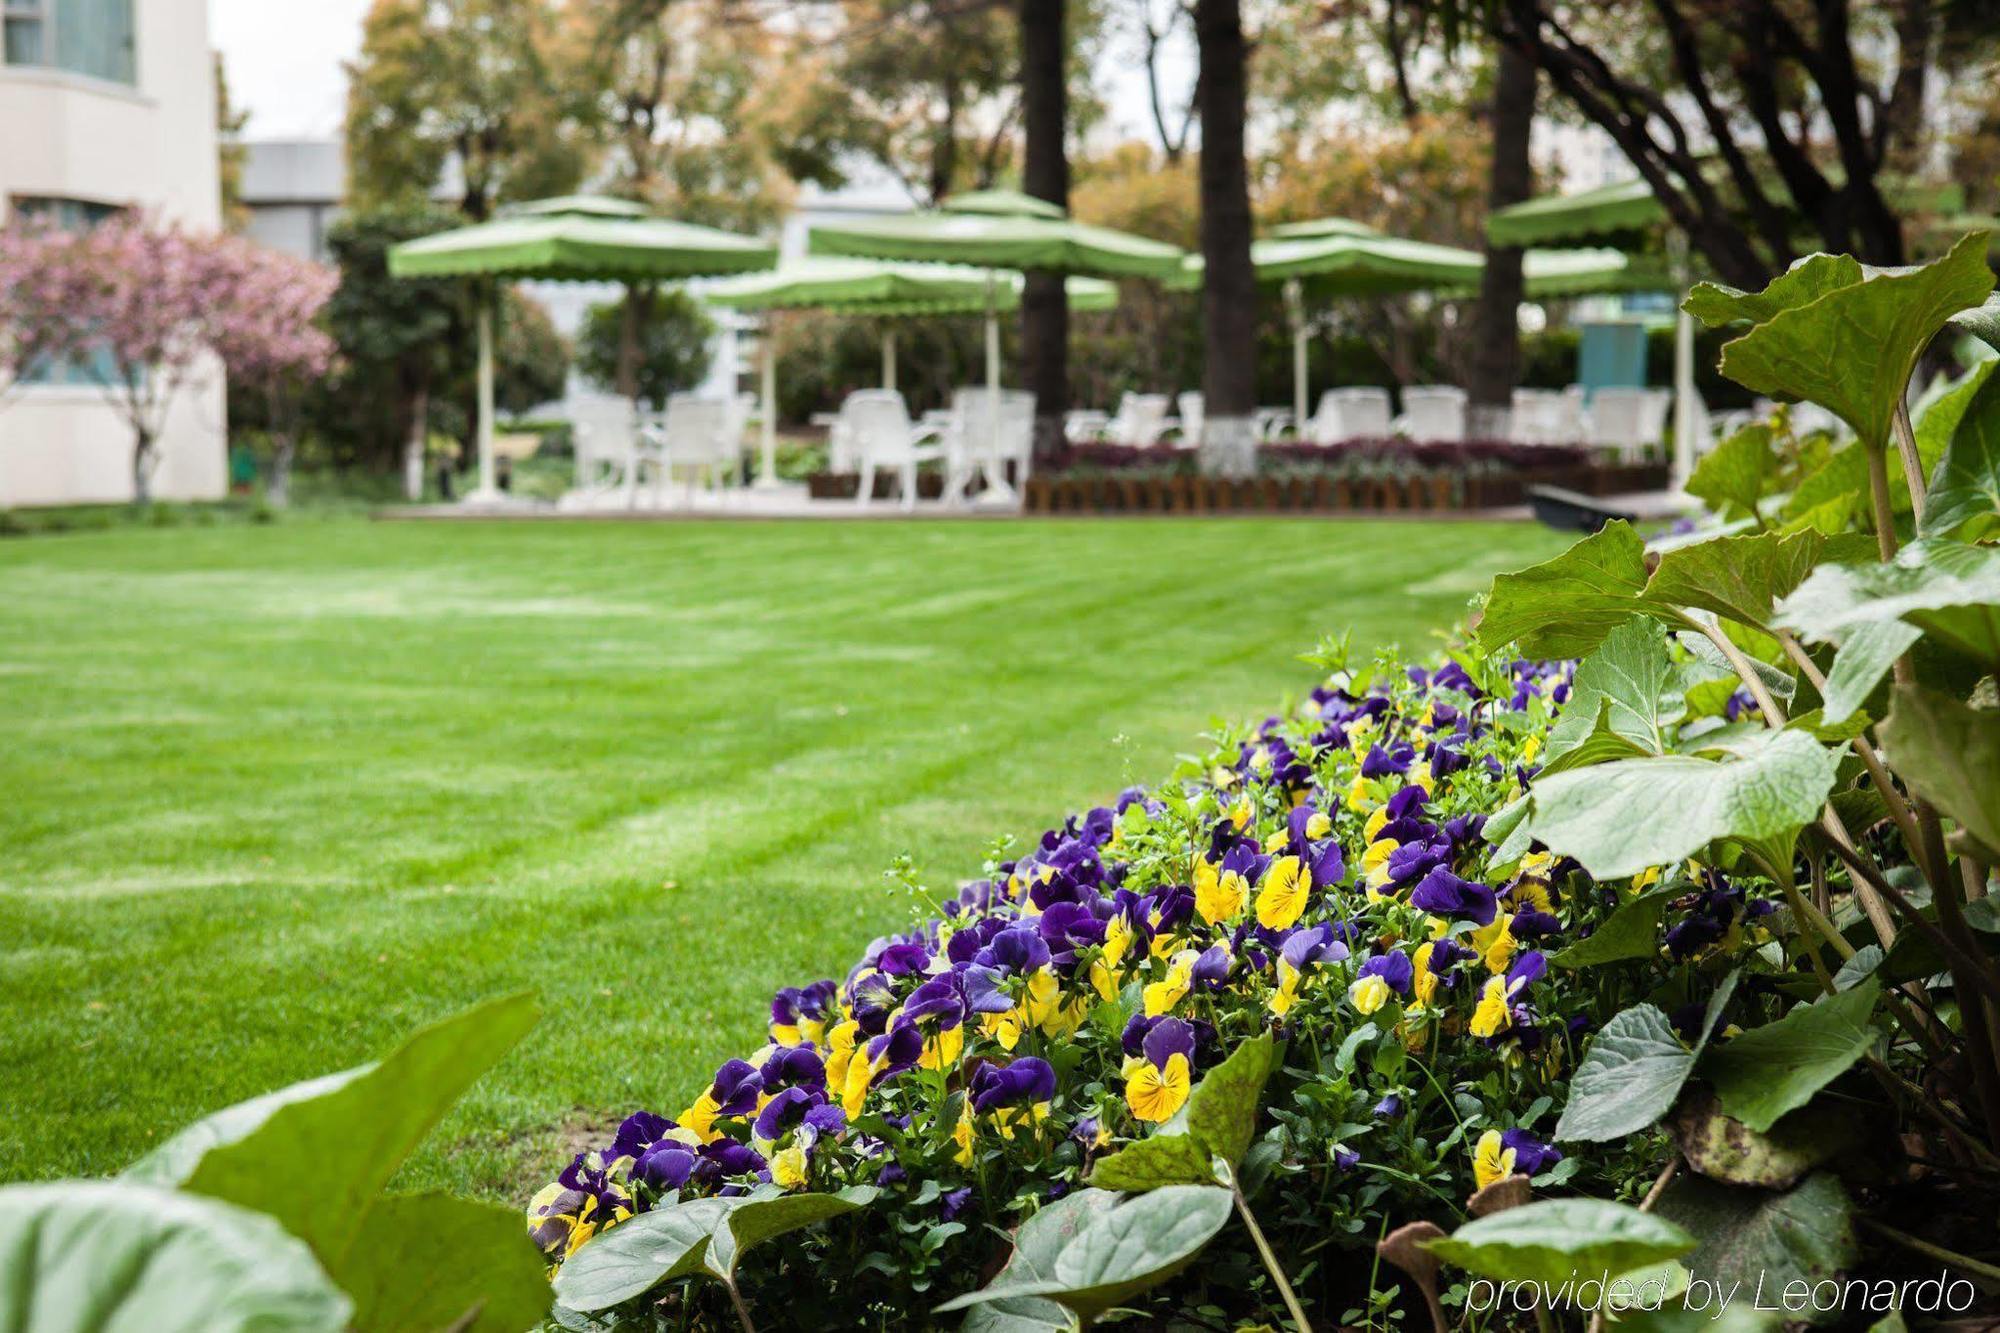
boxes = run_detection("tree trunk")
[1019,0,1069,463]
[403,380,430,502]
[1466,42,1536,437]
[131,427,155,506]
[1195,0,1257,478]
[616,283,653,408]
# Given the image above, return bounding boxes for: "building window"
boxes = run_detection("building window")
[10,195,123,387]
[2,0,135,86]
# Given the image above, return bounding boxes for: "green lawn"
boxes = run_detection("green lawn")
[0,515,1564,1198]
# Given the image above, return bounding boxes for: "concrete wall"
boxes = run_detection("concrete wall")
[0,0,227,507]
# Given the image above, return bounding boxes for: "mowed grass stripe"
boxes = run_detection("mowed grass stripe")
[0,517,1562,1192]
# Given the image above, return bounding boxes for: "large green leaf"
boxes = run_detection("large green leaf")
[177,991,539,1264]
[1539,619,1679,775]
[337,1193,550,1333]
[1670,1087,1864,1190]
[949,1190,1116,1330]
[1715,233,1995,449]
[1556,974,1737,1144]
[1773,538,2000,666]
[1654,1173,1858,1327]
[936,1186,1233,1319]
[0,1181,351,1333]
[169,993,542,1324]
[1817,621,1921,727]
[1949,291,2000,354]
[1684,424,1778,520]
[1477,521,1651,658]
[1646,531,1855,631]
[123,1067,373,1187]
[1182,1032,1274,1170]
[1425,1198,1695,1286]
[1550,888,1675,969]
[1683,254,1865,329]
[1520,729,1840,880]
[1701,981,1880,1132]
[706,1185,877,1279]
[553,1198,738,1312]
[1923,362,2000,541]
[1878,686,2000,857]
[1039,1186,1233,1316]
[1087,1129,1215,1191]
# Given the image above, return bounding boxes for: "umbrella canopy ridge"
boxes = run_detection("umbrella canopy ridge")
[703,257,1116,315]
[806,189,1184,280]
[1265,217,1381,241]
[1485,178,1666,248]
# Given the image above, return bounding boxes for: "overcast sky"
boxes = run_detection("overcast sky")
[207,0,1190,157]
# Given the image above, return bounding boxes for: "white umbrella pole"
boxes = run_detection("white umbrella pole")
[882,328,897,392]
[755,316,779,490]
[978,271,1014,505]
[1671,233,1697,493]
[468,283,501,504]
[1285,279,1307,438]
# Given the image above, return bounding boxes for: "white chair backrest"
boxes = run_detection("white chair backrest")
[1401,385,1467,442]
[661,394,735,464]
[1508,388,1563,445]
[1330,387,1393,441]
[1589,387,1650,452]
[1555,385,1588,443]
[1177,392,1204,442]
[571,396,637,458]
[844,389,926,465]
[1638,388,1673,442]
[1109,392,1172,447]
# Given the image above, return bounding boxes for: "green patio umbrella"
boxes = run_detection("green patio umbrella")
[701,258,1117,486]
[808,192,1183,502]
[1486,178,1665,248]
[1265,217,1380,242]
[1178,230,1486,428]
[388,195,775,504]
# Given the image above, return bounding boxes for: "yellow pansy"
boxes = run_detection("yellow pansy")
[770,1145,809,1190]
[1349,974,1392,1015]
[677,1090,722,1145]
[1469,976,1513,1038]
[1411,760,1435,794]
[1227,796,1253,830]
[840,1048,877,1118]
[953,1107,975,1166]
[1412,941,1440,1006]
[1270,960,1304,1017]
[1473,1129,1517,1189]
[919,1024,964,1071]
[1362,838,1400,893]
[1304,810,1332,840]
[1346,771,1378,812]
[1254,855,1310,931]
[1124,1052,1191,1122]
[1143,950,1197,1016]
[1194,858,1249,925]
[1470,914,1517,972]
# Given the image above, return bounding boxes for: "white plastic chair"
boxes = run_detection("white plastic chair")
[846,390,944,510]
[1399,385,1468,443]
[1064,409,1109,443]
[1255,407,1294,441]
[1559,385,1589,443]
[947,388,1036,500]
[1508,389,1562,446]
[1175,392,1205,448]
[1322,387,1393,443]
[1589,387,1652,461]
[643,395,737,506]
[566,396,641,509]
[1104,392,1173,447]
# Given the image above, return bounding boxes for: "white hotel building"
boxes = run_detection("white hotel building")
[1,0,225,507]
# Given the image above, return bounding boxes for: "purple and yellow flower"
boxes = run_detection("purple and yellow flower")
[1469,951,1547,1038]
[1124,1016,1196,1123]
[1348,950,1414,1015]
[1472,1127,1563,1188]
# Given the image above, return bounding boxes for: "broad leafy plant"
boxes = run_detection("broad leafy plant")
[1473,231,2000,1313]
[0,994,550,1332]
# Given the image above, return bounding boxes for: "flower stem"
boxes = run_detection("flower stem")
[723,1277,758,1333]
[1866,442,1900,562]
[1891,402,1928,528]
[1229,1173,1313,1331]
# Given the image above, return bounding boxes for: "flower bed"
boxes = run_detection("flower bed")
[535,237,2000,1332]
[528,646,1665,1328]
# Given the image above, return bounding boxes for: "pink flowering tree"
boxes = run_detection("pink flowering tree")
[0,221,89,410]
[55,215,234,504]
[206,237,338,506]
